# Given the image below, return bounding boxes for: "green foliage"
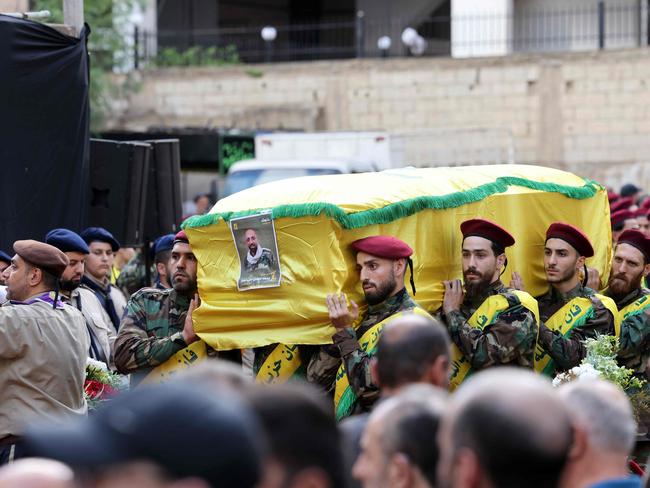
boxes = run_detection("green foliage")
[154,45,240,67]
[31,0,142,132]
[584,335,646,391]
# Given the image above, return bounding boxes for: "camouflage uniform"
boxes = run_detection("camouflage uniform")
[610,287,650,376]
[113,287,190,386]
[439,280,538,370]
[244,248,275,274]
[306,288,421,412]
[537,284,616,372]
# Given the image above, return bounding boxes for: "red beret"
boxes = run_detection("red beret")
[546,222,594,257]
[173,230,189,245]
[13,240,69,278]
[617,229,650,261]
[610,197,634,213]
[607,189,619,203]
[611,209,636,227]
[460,219,515,249]
[634,208,649,219]
[351,236,413,259]
[641,198,650,210]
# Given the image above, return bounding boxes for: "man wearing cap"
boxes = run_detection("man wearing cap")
[114,231,201,386]
[306,235,429,420]
[0,240,88,463]
[602,229,650,377]
[80,227,127,335]
[116,234,175,298]
[45,228,115,368]
[611,209,639,243]
[534,222,618,376]
[438,219,539,390]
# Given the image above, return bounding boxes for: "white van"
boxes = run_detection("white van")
[223,158,377,197]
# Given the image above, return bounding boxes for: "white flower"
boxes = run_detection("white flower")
[86,357,109,373]
[575,363,601,381]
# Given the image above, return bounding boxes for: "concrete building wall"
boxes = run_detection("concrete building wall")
[108,47,650,187]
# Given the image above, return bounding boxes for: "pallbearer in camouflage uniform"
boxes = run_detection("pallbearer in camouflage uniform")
[114,231,200,386]
[603,229,650,377]
[438,219,539,390]
[310,235,429,420]
[535,222,618,376]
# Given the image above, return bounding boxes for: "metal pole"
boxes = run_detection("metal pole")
[265,40,272,63]
[598,1,605,49]
[134,25,140,70]
[356,10,365,58]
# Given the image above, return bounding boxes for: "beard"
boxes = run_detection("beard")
[59,278,81,292]
[248,244,258,256]
[172,272,197,295]
[463,267,494,300]
[545,263,578,286]
[608,270,643,297]
[363,271,397,306]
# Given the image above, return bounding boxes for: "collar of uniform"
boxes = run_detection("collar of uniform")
[368,287,409,314]
[83,272,110,290]
[549,282,587,303]
[169,288,191,309]
[605,286,645,309]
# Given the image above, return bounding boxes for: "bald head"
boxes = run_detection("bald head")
[375,314,450,390]
[438,368,572,488]
[355,385,447,488]
[0,458,74,488]
[558,379,636,455]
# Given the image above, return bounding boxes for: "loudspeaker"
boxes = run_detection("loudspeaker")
[143,139,183,239]
[88,139,151,247]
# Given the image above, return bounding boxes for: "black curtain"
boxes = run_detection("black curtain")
[0,14,90,254]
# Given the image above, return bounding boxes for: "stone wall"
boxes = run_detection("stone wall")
[108,48,650,187]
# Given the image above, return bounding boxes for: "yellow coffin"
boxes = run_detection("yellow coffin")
[183,164,610,350]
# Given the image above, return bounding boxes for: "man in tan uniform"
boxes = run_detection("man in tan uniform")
[0,240,88,464]
[46,228,115,368]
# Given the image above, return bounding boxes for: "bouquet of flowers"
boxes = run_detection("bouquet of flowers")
[84,358,123,409]
[553,335,649,425]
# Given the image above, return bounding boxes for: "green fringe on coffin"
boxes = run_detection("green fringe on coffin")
[183,177,603,230]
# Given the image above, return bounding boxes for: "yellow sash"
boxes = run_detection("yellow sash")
[255,344,302,384]
[333,307,431,420]
[449,290,539,390]
[534,294,620,376]
[619,293,650,321]
[141,340,208,385]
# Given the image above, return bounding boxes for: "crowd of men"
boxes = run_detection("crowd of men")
[0,183,649,487]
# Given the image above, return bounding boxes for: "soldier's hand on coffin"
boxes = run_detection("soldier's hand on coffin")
[442,279,464,314]
[509,271,526,291]
[182,293,200,345]
[326,293,359,329]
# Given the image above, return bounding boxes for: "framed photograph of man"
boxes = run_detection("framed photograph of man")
[230,211,282,291]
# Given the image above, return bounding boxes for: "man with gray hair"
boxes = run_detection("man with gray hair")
[353,385,446,488]
[557,379,641,488]
[437,368,573,488]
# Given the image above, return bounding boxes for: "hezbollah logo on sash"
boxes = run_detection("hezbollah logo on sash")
[449,291,539,391]
[619,293,650,321]
[333,307,431,421]
[534,294,620,376]
[256,344,303,384]
[141,340,208,385]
